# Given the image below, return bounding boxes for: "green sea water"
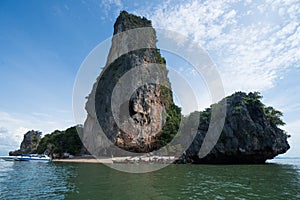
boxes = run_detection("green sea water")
[0,158,299,199]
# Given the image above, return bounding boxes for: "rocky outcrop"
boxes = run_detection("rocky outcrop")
[82,11,290,162]
[8,126,89,158]
[83,11,179,154]
[180,92,290,164]
[9,130,41,156]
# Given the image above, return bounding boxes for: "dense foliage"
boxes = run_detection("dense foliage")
[242,92,285,127]
[37,126,83,156]
[114,11,152,33]
[154,44,182,148]
[264,106,285,127]
[158,103,182,147]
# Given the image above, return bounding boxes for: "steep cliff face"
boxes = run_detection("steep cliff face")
[84,11,179,154]
[182,92,290,164]
[9,130,41,156]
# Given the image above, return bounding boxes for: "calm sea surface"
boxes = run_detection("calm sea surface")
[0,158,299,200]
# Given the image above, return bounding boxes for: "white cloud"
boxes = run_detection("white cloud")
[136,0,300,95]
[32,112,52,118]
[0,126,8,133]
[100,0,123,8]
[0,126,22,155]
[285,120,300,134]
[99,0,124,19]
[0,111,74,155]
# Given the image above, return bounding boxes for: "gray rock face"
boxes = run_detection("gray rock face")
[183,92,290,164]
[9,130,41,156]
[83,11,174,154]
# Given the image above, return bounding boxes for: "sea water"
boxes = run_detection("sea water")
[0,158,299,199]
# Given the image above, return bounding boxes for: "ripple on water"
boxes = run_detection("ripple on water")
[1,159,300,199]
[0,162,77,199]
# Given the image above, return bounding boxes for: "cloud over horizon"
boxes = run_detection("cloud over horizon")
[0,111,73,155]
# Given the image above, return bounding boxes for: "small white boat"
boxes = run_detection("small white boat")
[0,154,52,162]
[14,154,52,162]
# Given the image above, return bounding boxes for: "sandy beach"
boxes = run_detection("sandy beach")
[53,158,113,164]
[53,156,176,164]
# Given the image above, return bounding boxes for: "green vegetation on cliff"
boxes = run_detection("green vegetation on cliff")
[158,103,182,147]
[37,126,84,156]
[235,91,285,127]
[264,106,285,127]
[155,48,181,148]
[180,91,289,164]
[113,11,152,34]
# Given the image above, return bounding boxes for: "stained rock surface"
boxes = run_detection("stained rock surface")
[83,11,178,154]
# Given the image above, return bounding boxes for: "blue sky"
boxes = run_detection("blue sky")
[0,0,299,157]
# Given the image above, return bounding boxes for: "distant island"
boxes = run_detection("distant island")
[8,11,290,164]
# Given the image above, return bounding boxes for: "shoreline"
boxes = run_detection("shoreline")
[53,156,177,164]
[53,158,113,164]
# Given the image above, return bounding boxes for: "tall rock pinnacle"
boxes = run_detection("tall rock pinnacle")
[113,11,152,34]
[83,11,180,155]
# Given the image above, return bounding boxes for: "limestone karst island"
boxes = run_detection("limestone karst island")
[2,1,300,199]
[6,11,290,165]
